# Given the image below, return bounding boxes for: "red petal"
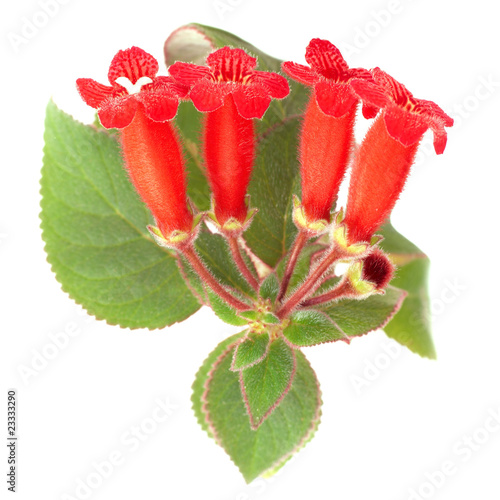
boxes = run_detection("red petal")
[305,39,349,79]
[152,76,189,98]
[315,81,358,117]
[372,67,413,108]
[432,128,448,155]
[98,95,138,129]
[348,68,373,81]
[232,85,271,119]
[168,62,212,86]
[250,71,290,99]
[207,47,257,81]
[417,99,453,154]
[76,78,116,108]
[350,78,388,109]
[419,98,454,127]
[108,47,159,85]
[281,62,318,85]
[137,91,180,122]
[361,103,380,119]
[348,73,384,119]
[189,80,227,112]
[368,69,453,152]
[383,105,428,146]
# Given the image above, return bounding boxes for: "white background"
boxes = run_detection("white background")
[1,1,499,499]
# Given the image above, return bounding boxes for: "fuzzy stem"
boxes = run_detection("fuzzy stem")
[227,235,260,291]
[181,244,249,311]
[300,279,352,308]
[237,237,273,281]
[277,230,309,302]
[276,246,345,319]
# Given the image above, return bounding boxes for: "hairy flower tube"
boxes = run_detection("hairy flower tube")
[282,39,376,225]
[277,64,452,317]
[343,68,454,244]
[169,47,289,229]
[77,47,194,240]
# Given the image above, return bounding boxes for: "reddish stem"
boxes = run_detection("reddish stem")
[276,246,344,319]
[277,230,309,302]
[227,236,260,292]
[300,279,352,308]
[181,245,249,312]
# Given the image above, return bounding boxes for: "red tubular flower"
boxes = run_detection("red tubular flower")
[77,46,188,129]
[350,67,454,154]
[169,47,289,227]
[120,107,194,237]
[77,47,193,239]
[343,68,454,244]
[282,39,375,223]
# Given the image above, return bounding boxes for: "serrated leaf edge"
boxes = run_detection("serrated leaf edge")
[319,286,408,342]
[377,286,409,332]
[200,339,323,482]
[201,341,240,445]
[260,353,322,478]
[40,101,202,330]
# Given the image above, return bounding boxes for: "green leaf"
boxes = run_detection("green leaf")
[192,332,246,437]
[258,272,280,303]
[239,310,258,321]
[194,228,256,298]
[284,310,347,347]
[383,259,435,359]
[194,338,321,482]
[231,332,270,371]
[40,101,200,329]
[207,289,248,327]
[378,222,436,359]
[377,221,423,255]
[176,101,210,211]
[177,254,208,306]
[166,24,310,267]
[319,286,407,339]
[240,338,295,429]
[262,312,280,324]
[243,119,301,267]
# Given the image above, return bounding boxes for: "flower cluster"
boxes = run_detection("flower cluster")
[76,39,452,319]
